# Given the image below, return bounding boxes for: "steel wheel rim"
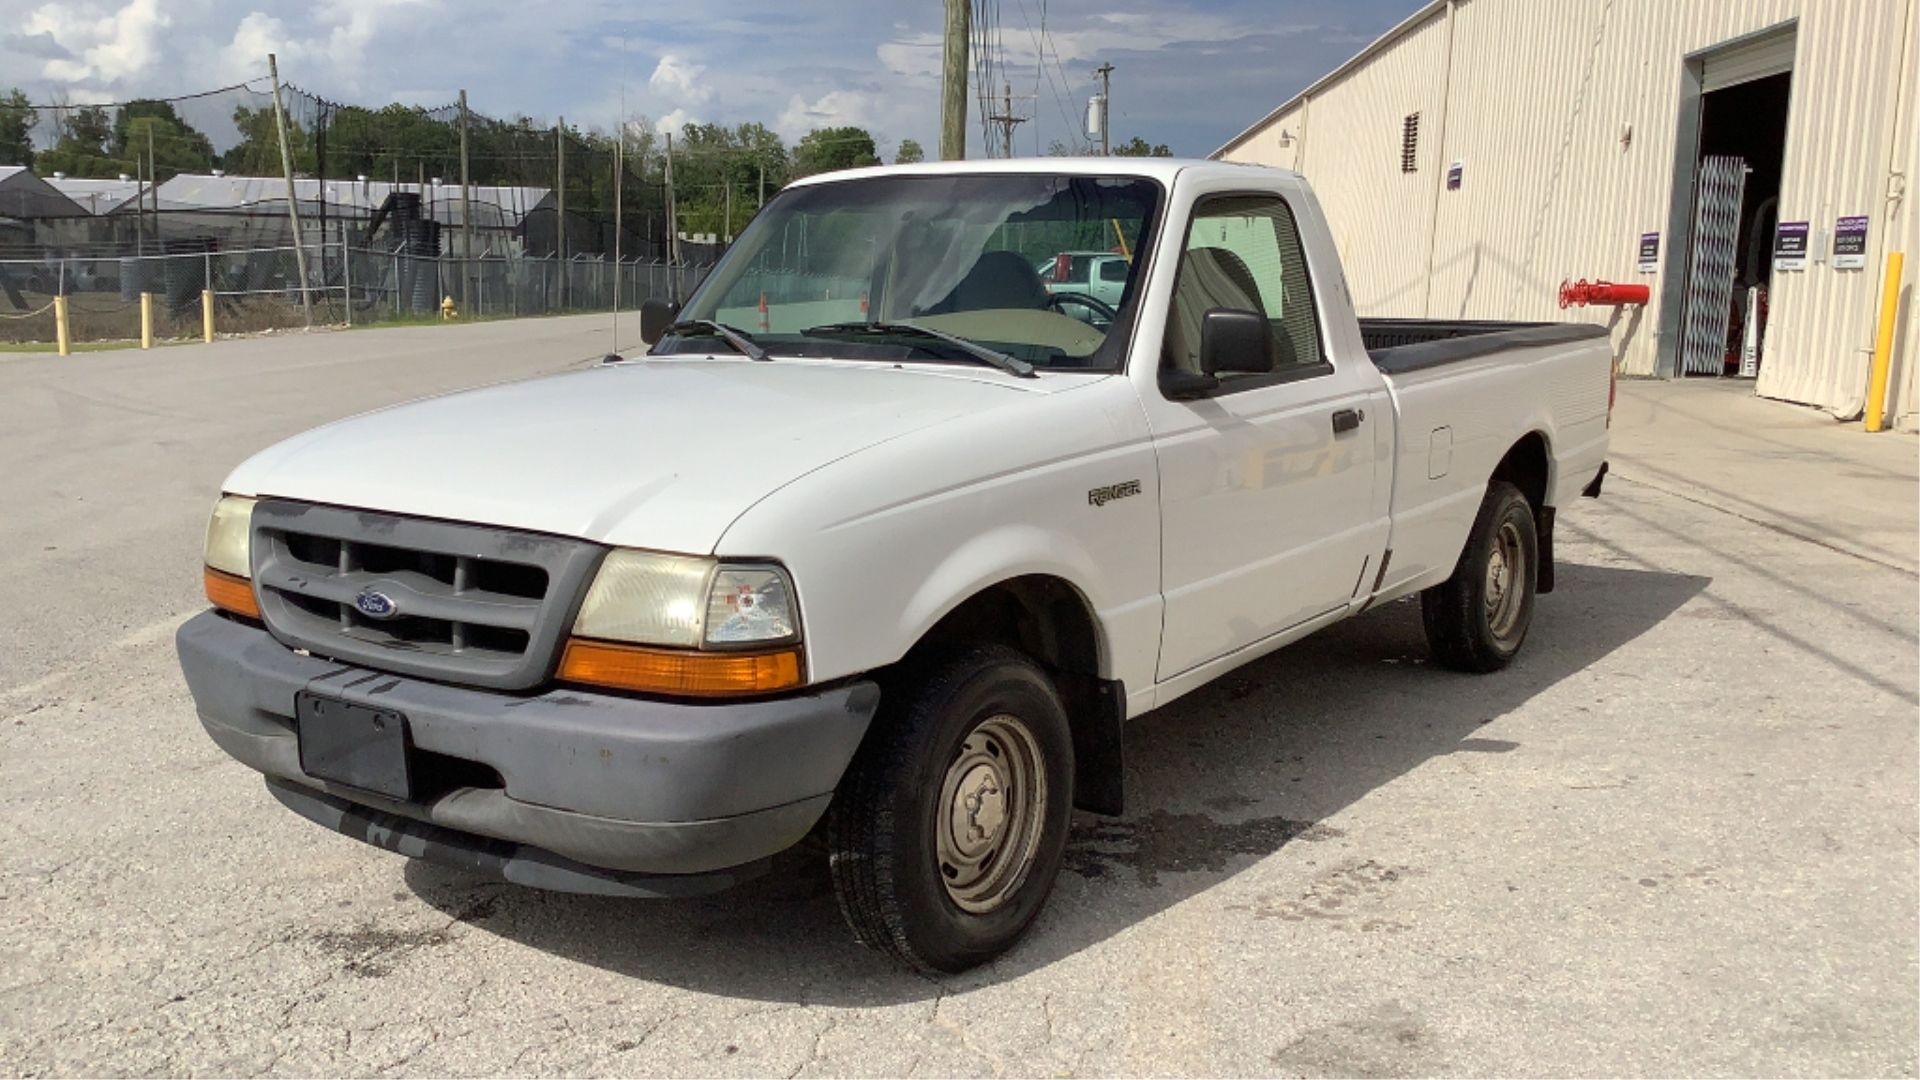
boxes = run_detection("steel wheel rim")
[1484,519,1526,641]
[935,713,1047,914]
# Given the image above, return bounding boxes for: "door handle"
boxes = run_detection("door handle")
[1331,408,1364,434]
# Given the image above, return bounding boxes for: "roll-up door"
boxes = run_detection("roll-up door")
[1701,28,1795,93]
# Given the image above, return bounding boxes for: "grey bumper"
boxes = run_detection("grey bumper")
[177,611,880,882]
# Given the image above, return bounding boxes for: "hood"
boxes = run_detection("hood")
[225,358,1084,554]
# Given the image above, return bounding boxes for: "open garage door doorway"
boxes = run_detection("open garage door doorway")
[1658,23,1797,380]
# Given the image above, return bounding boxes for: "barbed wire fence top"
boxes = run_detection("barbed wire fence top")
[0,73,715,344]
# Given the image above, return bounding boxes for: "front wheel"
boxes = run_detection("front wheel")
[1421,481,1538,672]
[826,645,1074,973]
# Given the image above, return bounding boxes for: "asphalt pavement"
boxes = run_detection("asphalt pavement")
[2,320,1914,1076]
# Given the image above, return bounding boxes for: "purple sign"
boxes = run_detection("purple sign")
[1774,220,1809,271]
[1833,215,1869,270]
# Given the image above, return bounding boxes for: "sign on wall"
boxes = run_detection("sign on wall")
[1832,215,1869,270]
[1773,221,1809,271]
[1637,232,1660,273]
[1446,161,1463,191]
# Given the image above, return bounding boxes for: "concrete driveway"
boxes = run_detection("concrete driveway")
[2,325,1914,1076]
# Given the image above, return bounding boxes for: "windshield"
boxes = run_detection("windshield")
[661,173,1163,372]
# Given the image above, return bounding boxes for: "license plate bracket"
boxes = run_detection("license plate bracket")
[295,691,412,801]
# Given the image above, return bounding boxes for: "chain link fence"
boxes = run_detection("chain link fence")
[0,242,714,344]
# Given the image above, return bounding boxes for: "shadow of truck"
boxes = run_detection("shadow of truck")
[402,560,1706,1002]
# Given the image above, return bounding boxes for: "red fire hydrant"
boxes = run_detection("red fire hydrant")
[1558,279,1651,308]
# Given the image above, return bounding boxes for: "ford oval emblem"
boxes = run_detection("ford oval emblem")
[355,591,397,620]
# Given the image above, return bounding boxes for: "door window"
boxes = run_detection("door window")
[1163,195,1326,381]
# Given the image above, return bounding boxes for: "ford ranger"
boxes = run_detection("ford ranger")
[178,159,1612,973]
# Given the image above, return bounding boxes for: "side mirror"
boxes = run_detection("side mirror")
[1199,308,1273,375]
[639,298,680,346]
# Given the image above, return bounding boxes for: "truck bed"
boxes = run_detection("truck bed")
[1361,318,1610,375]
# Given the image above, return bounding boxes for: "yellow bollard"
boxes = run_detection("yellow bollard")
[140,291,154,350]
[202,289,215,343]
[1865,251,1905,433]
[53,294,70,357]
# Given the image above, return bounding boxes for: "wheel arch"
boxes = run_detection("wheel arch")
[896,572,1126,817]
[1489,430,1557,593]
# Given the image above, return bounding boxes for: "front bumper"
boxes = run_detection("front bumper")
[177,611,880,889]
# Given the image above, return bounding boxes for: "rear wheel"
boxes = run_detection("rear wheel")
[1421,481,1538,672]
[826,645,1073,973]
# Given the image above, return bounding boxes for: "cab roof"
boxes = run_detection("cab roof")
[785,157,1292,189]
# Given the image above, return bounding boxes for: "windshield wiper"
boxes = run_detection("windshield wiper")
[663,319,769,361]
[802,321,1036,378]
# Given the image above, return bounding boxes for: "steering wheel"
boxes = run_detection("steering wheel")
[1045,291,1118,323]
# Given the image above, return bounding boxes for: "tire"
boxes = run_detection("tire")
[1421,481,1538,673]
[826,644,1074,974]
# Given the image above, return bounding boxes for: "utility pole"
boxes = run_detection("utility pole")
[267,53,314,327]
[458,89,472,308]
[940,0,970,160]
[1093,62,1114,155]
[555,116,566,307]
[724,182,733,242]
[986,82,1026,159]
[757,161,766,208]
[613,119,623,347]
[663,132,679,269]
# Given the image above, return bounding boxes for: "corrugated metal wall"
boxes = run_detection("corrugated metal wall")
[1218,0,1917,428]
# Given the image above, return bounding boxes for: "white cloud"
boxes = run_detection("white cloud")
[776,90,880,142]
[876,34,942,80]
[655,108,702,135]
[218,0,438,94]
[22,0,171,84]
[647,54,712,106]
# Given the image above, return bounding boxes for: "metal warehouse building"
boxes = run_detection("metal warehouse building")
[1215,0,1918,431]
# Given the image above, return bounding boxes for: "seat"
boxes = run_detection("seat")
[926,250,1051,313]
[1164,246,1269,374]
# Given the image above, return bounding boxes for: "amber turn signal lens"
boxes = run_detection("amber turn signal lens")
[557,638,803,697]
[204,566,261,619]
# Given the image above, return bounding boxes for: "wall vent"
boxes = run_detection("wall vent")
[1401,113,1420,173]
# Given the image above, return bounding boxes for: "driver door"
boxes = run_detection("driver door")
[1144,191,1387,681]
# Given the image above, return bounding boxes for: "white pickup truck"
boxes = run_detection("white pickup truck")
[179,159,1612,973]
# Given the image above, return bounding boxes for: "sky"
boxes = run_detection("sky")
[0,0,1421,158]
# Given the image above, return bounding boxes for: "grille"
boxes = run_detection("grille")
[251,500,605,689]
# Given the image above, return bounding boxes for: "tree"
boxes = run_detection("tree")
[222,104,315,176]
[0,89,34,167]
[1111,135,1172,157]
[35,105,121,178]
[894,138,924,165]
[112,99,216,176]
[791,126,878,178]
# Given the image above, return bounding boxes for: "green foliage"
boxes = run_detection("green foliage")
[67,106,112,153]
[894,138,924,165]
[0,88,34,167]
[663,120,789,236]
[36,105,122,178]
[1111,136,1172,157]
[223,105,315,176]
[325,103,461,183]
[792,126,878,178]
[113,99,216,174]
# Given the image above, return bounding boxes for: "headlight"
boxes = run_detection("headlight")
[705,566,799,645]
[204,495,256,578]
[572,550,715,647]
[202,495,260,618]
[562,551,803,696]
[573,551,800,649]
